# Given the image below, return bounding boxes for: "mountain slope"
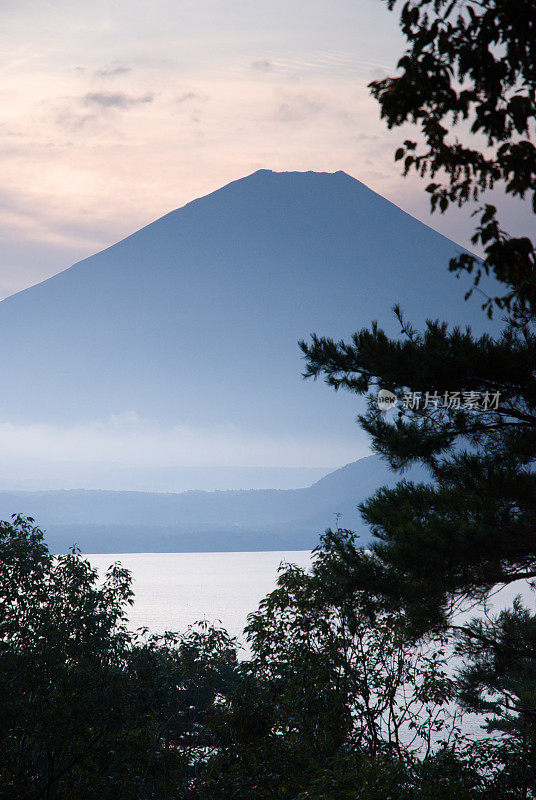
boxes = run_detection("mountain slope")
[0,455,426,552]
[0,170,487,443]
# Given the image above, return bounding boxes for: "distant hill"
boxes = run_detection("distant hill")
[0,456,427,552]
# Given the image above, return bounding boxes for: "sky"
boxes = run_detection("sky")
[4,0,534,302]
[2,0,533,300]
[0,0,400,298]
[0,0,533,490]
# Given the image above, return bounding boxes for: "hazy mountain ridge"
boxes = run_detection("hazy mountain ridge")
[0,456,426,552]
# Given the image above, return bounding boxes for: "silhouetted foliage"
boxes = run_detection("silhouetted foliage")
[301,307,536,629]
[197,533,536,798]
[197,531,464,799]
[0,515,238,800]
[3,518,536,797]
[370,0,536,318]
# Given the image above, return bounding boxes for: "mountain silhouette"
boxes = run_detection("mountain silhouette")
[0,170,489,448]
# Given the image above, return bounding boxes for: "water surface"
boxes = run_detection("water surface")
[88,550,312,644]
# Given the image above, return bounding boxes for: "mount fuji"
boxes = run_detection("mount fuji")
[0,170,490,482]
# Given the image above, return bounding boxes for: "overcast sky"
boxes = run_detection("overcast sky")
[3,0,533,302]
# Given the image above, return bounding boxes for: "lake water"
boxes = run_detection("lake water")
[88,550,313,645]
